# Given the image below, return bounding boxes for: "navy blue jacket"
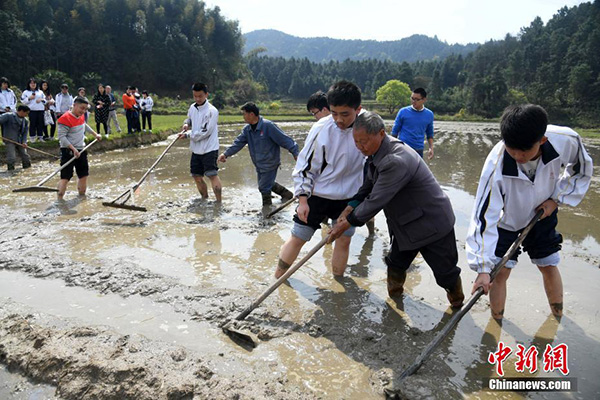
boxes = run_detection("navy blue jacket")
[224,117,299,172]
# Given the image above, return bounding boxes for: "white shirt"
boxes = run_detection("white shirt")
[293,114,365,200]
[141,97,153,112]
[0,89,17,112]
[21,89,45,111]
[55,92,73,114]
[184,100,219,155]
[466,125,593,273]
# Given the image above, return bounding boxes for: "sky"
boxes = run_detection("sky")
[205,0,588,44]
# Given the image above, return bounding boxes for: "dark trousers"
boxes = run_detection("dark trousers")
[142,111,152,130]
[125,109,135,134]
[96,122,108,135]
[385,228,461,290]
[29,110,45,138]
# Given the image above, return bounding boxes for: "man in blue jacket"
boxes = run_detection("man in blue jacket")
[391,87,434,159]
[0,105,32,171]
[218,102,298,205]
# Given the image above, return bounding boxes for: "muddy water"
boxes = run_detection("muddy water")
[0,121,599,399]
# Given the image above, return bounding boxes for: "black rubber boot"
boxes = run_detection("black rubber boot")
[22,161,31,169]
[261,192,272,206]
[7,164,15,171]
[446,276,465,308]
[271,182,294,201]
[387,267,407,298]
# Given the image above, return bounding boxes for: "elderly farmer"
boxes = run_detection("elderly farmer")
[330,111,464,307]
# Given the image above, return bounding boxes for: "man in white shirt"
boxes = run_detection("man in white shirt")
[179,83,222,202]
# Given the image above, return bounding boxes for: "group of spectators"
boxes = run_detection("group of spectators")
[0,76,154,142]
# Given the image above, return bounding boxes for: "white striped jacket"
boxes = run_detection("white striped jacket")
[466,125,593,273]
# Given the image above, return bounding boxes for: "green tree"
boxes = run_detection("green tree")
[376,80,412,114]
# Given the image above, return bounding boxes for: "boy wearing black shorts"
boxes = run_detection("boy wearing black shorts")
[180,82,222,202]
[467,104,593,319]
[275,81,367,278]
[57,97,102,199]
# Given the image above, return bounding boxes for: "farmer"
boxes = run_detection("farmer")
[180,82,222,202]
[0,105,31,171]
[329,111,464,306]
[275,80,366,278]
[391,87,434,159]
[467,104,592,319]
[57,97,102,199]
[218,102,297,206]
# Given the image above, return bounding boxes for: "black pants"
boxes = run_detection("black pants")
[142,111,152,130]
[96,122,108,135]
[29,110,45,138]
[385,229,461,290]
[125,109,135,134]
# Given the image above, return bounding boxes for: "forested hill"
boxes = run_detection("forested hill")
[247,1,600,125]
[243,29,480,62]
[0,0,244,95]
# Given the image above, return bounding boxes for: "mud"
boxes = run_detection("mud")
[0,121,599,399]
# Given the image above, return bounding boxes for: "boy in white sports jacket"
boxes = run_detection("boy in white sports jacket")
[466,104,593,319]
[275,80,366,278]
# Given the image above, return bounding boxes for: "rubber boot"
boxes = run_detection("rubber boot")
[261,192,272,206]
[271,182,294,201]
[22,161,31,169]
[7,163,15,171]
[446,276,465,308]
[387,267,407,298]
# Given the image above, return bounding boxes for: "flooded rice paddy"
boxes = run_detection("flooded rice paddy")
[0,121,599,399]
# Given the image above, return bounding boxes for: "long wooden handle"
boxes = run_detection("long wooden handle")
[235,236,329,321]
[37,138,98,186]
[392,209,544,384]
[132,133,182,190]
[1,137,60,159]
[266,196,297,218]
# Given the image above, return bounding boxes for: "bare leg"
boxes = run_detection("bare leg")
[193,175,209,199]
[538,265,563,317]
[332,235,351,276]
[276,235,306,278]
[489,266,512,320]
[57,179,69,200]
[208,175,222,202]
[77,176,88,196]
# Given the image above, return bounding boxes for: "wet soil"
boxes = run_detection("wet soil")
[0,121,599,399]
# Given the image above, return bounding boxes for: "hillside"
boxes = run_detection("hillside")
[243,29,480,63]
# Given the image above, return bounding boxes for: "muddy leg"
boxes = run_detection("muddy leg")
[332,235,351,276]
[207,175,222,202]
[193,176,209,199]
[489,266,512,320]
[57,179,69,199]
[537,265,563,317]
[77,176,88,196]
[277,235,306,278]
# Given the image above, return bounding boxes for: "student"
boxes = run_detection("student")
[391,87,434,159]
[0,105,31,171]
[141,90,154,133]
[306,90,330,120]
[180,83,222,202]
[275,80,366,278]
[54,84,73,120]
[466,104,593,319]
[57,97,102,199]
[218,102,297,206]
[122,86,137,135]
[330,111,463,306]
[20,78,46,142]
[0,77,17,114]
